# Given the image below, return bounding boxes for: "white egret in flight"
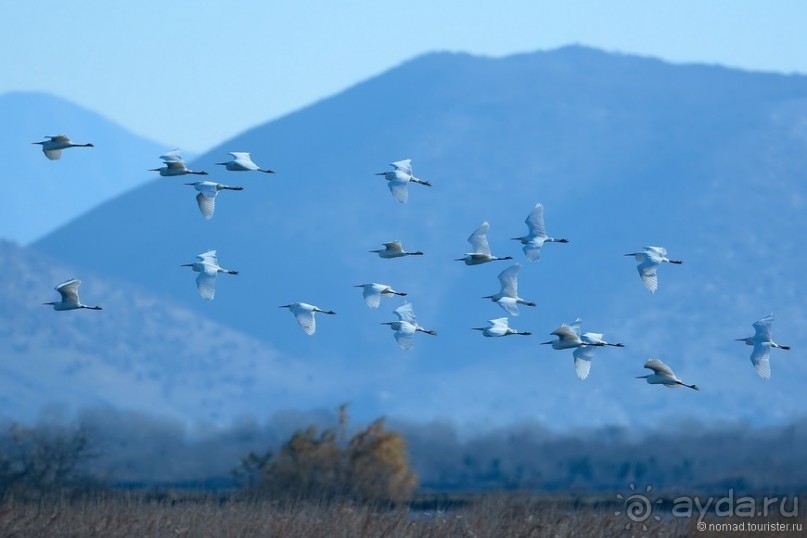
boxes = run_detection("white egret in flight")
[511,203,569,261]
[279,303,336,335]
[43,279,102,311]
[473,317,530,337]
[185,181,243,220]
[33,135,93,160]
[735,313,790,379]
[624,246,682,293]
[181,250,238,300]
[354,283,407,308]
[456,221,513,265]
[382,302,436,349]
[150,149,208,176]
[542,318,625,379]
[375,159,431,203]
[215,152,274,173]
[370,240,423,259]
[482,264,535,316]
[637,358,698,390]
[540,321,597,350]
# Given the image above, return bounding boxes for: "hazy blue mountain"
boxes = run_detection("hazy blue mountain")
[0,240,352,424]
[0,92,169,244]
[31,46,807,429]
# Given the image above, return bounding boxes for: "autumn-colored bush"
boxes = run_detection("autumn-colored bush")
[234,409,416,504]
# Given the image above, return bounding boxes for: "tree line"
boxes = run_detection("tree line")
[1,407,805,499]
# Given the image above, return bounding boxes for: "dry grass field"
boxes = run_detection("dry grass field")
[0,492,703,538]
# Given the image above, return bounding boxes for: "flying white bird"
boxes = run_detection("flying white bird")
[572,332,625,380]
[33,135,94,160]
[456,221,513,265]
[42,279,102,311]
[150,149,208,176]
[541,318,625,379]
[624,246,682,293]
[181,249,238,300]
[382,302,437,350]
[354,283,407,308]
[511,203,569,261]
[279,302,336,335]
[215,152,274,173]
[482,264,536,316]
[735,313,791,380]
[374,159,431,203]
[185,181,243,220]
[473,317,530,337]
[540,321,598,350]
[369,240,423,259]
[637,358,699,390]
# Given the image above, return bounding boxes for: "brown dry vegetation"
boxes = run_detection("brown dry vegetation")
[0,493,701,538]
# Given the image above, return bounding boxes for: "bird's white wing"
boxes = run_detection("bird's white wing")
[197,250,217,263]
[390,159,412,175]
[581,332,604,345]
[637,257,660,293]
[363,286,382,308]
[394,322,416,350]
[569,318,583,338]
[384,241,405,254]
[752,314,775,342]
[56,279,81,303]
[388,175,409,203]
[644,246,667,257]
[551,324,579,341]
[524,203,546,238]
[48,135,70,143]
[393,301,417,323]
[468,222,491,256]
[484,318,509,336]
[293,308,317,335]
[160,149,183,162]
[196,193,216,220]
[644,358,675,377]
[166,160,187,171]
[497,264,521,297]
[573,346,596,380]
[495,297,520,316]
[193,182,218,195]
[196,267,217,301]
[750,343,772,380]
[43,148,63,160]
[231,152,257,169]
[523,238,545,261]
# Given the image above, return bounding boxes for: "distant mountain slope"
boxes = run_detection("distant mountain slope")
[31,46,807,429]
[0,240,351,424]
[0,92,168,244]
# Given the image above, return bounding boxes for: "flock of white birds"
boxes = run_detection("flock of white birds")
[35,136,791,386]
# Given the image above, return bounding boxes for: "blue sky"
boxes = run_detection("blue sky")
[3,1,805,152]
